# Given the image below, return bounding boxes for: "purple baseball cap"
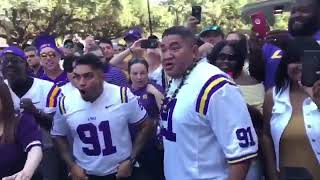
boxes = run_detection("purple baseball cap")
[33,34,61,54]
[124,28,142,41]
[0,46,27,60]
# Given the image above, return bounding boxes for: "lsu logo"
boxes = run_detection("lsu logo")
[271,50,282,59]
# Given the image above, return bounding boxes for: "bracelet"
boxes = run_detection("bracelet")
[124,156,136,166]
[129,47,134,54]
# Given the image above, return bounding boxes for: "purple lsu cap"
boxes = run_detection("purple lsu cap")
[33,34,61,54]
[0,46,27,60]
[124,28,142,41]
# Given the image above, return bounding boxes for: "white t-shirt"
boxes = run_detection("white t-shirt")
[6,78,60,114]
[161,60,258,180]
[60,82,77,97]
[149,65,164,87]
[6,78,61,148]
[52,82,147,176]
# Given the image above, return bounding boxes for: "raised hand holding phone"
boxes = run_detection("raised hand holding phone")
[251,11,270,39]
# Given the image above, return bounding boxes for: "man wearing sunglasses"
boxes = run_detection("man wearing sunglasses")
[0,46,68,180]
[34,34,69,87]
[24,46,44,78]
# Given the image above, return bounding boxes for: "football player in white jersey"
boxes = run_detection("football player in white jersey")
[0,46,68,180]
[51,54,154,180]
[159,26,258,180]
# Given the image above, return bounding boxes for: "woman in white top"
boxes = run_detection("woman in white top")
[263,40,320,180]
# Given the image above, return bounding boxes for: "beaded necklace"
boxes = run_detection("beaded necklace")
[161,61,198,111]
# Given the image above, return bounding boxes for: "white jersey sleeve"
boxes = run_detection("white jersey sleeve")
[43,84,62,114]
[120,87,147,125]
[196,75,258,164]
[51,96,69,136]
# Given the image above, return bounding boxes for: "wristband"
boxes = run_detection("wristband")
[129,47,134,54]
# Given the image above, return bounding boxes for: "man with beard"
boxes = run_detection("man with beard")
[258,0,320,90]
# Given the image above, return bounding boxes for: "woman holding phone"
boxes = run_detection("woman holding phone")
[262,40,320,179]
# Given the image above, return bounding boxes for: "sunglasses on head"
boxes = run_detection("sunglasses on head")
[40,52,57,59]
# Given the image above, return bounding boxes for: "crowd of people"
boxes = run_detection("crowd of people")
[0,0,320,180]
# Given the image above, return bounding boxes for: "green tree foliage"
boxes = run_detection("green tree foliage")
[0,0,290,45]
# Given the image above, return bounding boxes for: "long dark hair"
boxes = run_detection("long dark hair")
[0,82,19,144]
[128,58,149,84]
[275,37,320,94]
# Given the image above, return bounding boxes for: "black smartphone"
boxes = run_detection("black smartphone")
[192,6,202,23]
[302,50,320,87]
[141,39,158,49]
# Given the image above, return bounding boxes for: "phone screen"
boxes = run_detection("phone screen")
[192,6,202,23]
[302,50,320,87]
[251,11,269,39]
[141,39,158,49]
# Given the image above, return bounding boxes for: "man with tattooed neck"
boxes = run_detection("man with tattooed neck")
[0,46,67,180]
[159,26,258,180]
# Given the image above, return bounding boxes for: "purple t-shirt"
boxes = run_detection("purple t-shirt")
[263,31,320,90]
[40,71,69,87]
[0,113,42,178]
[28,67,45,79]
[104,64,128,87]
[130,83,163,118]
[129,82,163,143]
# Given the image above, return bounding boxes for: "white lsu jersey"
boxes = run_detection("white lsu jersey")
[5,78,61,114]
[60,82,77,97]
[51,82,147,176]
[160,60,258,180]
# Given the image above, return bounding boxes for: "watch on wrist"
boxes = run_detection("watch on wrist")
[129,157,136,166]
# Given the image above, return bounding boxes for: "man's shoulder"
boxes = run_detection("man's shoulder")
[192,60,231,85]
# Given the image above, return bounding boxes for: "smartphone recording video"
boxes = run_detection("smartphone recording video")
[192,6,202,24]
[251,11,270,39]
[141,39,159,49]
[302,50,320,87]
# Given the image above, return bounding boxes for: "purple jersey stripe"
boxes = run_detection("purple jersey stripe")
[124,87,128,103]
[196,74,228,113]
[52,88,61,107]
[46,85,56,107]
[202,81,229,115]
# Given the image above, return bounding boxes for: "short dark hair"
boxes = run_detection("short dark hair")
[74,54,104,72]
[24,46,38,54]
[275,37,320,94]
[162,26,197,44]
[99,38,113,48]
[207,40,246,74]
[64,39,74,46]
[63,55,78,73]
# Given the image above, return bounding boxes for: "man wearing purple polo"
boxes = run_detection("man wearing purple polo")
[88,45,128,87]
[34,34,69,87]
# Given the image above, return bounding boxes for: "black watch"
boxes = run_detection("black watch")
[129,157,136,166]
